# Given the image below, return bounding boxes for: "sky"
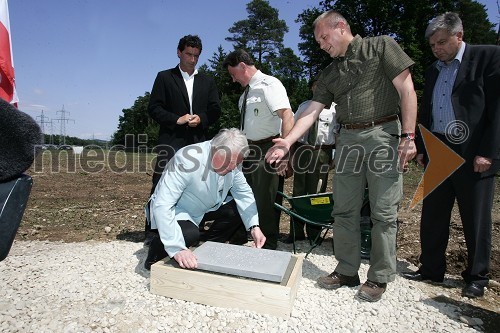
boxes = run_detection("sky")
[7,0,499,141]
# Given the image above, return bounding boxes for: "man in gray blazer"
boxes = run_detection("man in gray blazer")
[144,128,266,270]
[146,35,221,240]
[402,12,500,298]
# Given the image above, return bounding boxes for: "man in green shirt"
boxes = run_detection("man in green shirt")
[267,10,417,302]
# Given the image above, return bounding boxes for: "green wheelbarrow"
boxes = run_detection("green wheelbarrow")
[274,191,335,258]
[275,189,372,259]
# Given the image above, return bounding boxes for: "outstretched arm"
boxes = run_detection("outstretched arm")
[266,101,325,164]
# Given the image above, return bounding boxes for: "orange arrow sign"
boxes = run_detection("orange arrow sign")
[409,125,465,209]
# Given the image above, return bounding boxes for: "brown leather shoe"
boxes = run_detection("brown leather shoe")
[317,271,360,289]
[356,280,387,302]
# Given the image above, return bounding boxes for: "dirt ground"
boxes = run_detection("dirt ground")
[15,150,500,317]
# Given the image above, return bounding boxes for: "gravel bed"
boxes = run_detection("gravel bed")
[0,240,487,332]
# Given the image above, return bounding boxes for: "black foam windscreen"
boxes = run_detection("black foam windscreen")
[0,98,42,182]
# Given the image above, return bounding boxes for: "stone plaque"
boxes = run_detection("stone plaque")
[192,241,293,283]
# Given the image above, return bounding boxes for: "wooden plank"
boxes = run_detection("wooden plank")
[150,254,303,318]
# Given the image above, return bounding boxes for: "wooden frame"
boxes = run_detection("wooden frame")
[150,255,303,318]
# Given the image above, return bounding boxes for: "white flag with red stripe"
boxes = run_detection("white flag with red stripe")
[0,0,18,104]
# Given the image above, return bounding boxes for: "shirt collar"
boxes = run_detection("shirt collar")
[178,65,198,79]
[248,70,263,88]
[346,35,362,58]
[334,35,362,62]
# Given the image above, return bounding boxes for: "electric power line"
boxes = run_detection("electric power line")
[36,110,51,144]
[53,105,75,145]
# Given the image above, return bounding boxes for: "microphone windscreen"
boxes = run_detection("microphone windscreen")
[0,98,42,182]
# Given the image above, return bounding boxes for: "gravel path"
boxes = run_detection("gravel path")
[0,240,490,332]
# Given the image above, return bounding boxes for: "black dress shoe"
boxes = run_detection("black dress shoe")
[401,270,444,283]
[462,282,485,298]
[144,236,167,270]
[280,235,306,244]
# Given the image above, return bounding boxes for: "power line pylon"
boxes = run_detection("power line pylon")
[36,110,51,144]
[53,105,75,145]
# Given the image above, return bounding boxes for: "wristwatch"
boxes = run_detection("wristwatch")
[248,225,260,231]
[400,133,416,141]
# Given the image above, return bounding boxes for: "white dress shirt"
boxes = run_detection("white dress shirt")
[179,65,198,115]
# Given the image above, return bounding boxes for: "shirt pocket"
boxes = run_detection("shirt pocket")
[247,96,261,104]
[319,115,332,124]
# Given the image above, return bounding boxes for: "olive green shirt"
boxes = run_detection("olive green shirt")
[313,35,414,124]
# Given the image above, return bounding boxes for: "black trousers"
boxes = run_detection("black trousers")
[419,134,494,286]
[149,200,247,261]
[243,141,280,250]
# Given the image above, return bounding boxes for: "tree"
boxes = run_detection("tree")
[111,92,158,148]
[497,0,500,44]
[226,0,289,64]
[200,46,243,137]
[214,94,241,135]
[297,0,497,91]
[112,0,496,148]
[224,0,316,113]
[453,0,497,44]
[200,46,242,99]
[268,47,308,110]
[296,7,332,78]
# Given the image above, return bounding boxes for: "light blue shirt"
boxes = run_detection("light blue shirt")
[148,140,259,257]
[431,42,466,134]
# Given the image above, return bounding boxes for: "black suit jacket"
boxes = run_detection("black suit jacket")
[148,66,221,151]
[417,44,500,177]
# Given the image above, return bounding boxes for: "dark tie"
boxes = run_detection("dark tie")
[307,120,318,145]
[240,85,250,131]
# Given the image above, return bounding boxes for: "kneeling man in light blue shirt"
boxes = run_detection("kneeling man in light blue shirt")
[145,128,266,269]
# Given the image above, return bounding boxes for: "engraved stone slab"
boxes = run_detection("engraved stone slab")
[192,241,293,283]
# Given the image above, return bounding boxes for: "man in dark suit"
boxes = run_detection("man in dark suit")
[402,12,500,298]
[145,35,221,241]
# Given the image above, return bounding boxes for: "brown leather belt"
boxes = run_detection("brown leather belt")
[340,114,399,130]
[247,134,280,145]
[296,142,335,150]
